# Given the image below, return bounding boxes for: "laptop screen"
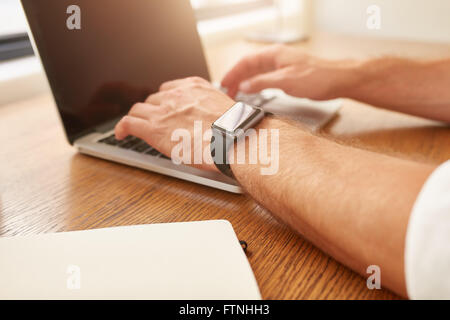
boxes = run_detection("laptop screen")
[21,0,210,143]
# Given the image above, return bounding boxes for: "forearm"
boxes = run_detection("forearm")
[342,57,450,122]
[230,117,435,297]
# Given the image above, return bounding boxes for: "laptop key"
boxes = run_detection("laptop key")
[132,142,151,153]
[99,135,120,145]
[119,137,141,149]
[145,148,161,156]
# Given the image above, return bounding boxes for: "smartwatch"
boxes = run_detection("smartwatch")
[211,102,265,178]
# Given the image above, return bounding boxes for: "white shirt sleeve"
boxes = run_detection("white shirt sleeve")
[405,160,450,299]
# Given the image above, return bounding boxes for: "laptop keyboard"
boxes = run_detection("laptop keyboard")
[97,134,170,159]
[96,93,270,159]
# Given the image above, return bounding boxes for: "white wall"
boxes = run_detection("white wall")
[314,0,450,43]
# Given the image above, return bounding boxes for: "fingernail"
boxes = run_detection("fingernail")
[239,81,251,93]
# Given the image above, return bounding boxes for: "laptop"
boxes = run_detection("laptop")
[20,0,340,194]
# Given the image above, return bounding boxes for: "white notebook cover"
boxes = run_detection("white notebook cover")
[0,220,261,300]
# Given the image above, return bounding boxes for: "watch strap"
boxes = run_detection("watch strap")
[210,129,235,179]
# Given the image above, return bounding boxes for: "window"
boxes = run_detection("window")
[192,0,274,20]
[0,0,28,37]
[0,0,274,62]
[0,0,33,61]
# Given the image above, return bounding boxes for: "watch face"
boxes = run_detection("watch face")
[214,102,257,133]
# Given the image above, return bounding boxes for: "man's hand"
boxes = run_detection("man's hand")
[224,44,450,122]
[221,44,358,100]
[114,77,235,171]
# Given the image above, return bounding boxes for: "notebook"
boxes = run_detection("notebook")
[0,220,261,300]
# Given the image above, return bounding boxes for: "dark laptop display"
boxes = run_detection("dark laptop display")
[21,0,210,143]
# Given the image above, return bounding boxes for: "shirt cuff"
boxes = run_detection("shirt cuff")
[405,160,450,299]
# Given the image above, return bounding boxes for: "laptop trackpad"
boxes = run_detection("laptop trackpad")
[260,89,342,131]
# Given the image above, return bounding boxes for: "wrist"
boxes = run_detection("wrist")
[337,57,417,101]
[328,59,366,99]
[228,116,308,178]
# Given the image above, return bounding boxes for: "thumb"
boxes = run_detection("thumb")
[238,68,288,94]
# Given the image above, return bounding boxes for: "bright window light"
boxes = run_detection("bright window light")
[0,0,272,37]
[191,0,263,8]
[0,0,28,37]
[0,0,274,61]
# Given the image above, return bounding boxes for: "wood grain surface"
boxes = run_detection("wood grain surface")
[1,32,450,300]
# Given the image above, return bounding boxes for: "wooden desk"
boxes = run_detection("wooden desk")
[1,32,450,300]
